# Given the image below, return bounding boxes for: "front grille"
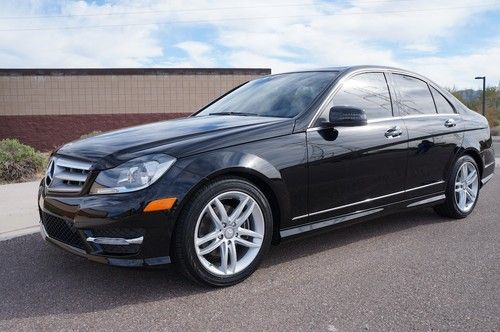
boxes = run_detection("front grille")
[41,212,86,250]
[45,157,92,194]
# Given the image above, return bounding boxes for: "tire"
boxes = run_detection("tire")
[172,177,273,287]
[433,155,480,219]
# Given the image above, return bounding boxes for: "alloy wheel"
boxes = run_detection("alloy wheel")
[454,161,479,213]
[194,191,265,276]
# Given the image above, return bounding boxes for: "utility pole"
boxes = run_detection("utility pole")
[475,76,486,116]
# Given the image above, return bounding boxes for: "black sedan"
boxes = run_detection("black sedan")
[38,65,495,286]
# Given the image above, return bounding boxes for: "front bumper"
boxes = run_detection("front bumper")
[38,183,175,267]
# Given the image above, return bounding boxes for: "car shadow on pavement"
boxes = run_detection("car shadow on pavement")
[263,207,455,268]
[0,207,453,321]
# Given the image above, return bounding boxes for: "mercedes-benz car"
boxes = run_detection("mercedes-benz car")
[38,66,495,286]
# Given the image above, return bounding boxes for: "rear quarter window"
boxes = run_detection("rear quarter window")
[430,86,456,114]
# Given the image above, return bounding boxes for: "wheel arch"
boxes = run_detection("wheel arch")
[169,151,291,245]
[448,147,484,184]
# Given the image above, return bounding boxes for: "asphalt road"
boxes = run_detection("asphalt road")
[1,177,499,331]
[493,139,500,158]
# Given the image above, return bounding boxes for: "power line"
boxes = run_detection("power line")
[0,3,498,32]
[0,0,444,20]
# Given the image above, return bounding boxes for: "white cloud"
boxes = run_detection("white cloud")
[405,40,500,88]
[174,41,216,67]
[0,0,498,88]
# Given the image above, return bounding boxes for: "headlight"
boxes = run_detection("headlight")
[90,154,176,194]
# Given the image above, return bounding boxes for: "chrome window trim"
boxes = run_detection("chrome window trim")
[306,68,459,129]
[307,70,390,128]
[292,180,444,221]
[367,113,460,124]
[306,114,461,131]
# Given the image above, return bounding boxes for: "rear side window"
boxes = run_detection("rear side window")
[329,72,392,120]
[393,74,436,116]
[430,86,455,114]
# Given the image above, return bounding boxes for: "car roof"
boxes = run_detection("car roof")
[283,65,417,74]
[280,65,439,88]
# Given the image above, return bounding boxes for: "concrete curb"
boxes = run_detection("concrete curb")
[0,225,39,242]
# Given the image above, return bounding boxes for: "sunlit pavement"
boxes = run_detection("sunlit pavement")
[0,177,498,331]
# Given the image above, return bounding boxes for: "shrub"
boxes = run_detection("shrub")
[0,139,47,183]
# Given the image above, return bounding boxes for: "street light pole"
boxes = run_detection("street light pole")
[475,76,486,116]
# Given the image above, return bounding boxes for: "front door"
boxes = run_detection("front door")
[301,72,409,226]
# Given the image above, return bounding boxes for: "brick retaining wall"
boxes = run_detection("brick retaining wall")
[0,113,189,151]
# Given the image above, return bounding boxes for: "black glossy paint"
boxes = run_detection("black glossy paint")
[38,65,494,266]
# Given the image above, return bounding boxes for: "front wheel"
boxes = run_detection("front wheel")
[172,177,273,287]
[434,155,480,219]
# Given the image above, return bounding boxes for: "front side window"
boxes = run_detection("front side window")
[326,72,393,121]
[393,74,436,116]
[431,86,455,114]
[197,71,338,118]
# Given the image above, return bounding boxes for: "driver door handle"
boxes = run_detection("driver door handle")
[444,118,456,128]
[385,126,402,139]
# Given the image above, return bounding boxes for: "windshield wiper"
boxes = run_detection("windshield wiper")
[209,111,259,116]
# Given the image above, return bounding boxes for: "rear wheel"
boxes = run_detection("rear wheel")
[434,155,480,219]
[172,177,272,287]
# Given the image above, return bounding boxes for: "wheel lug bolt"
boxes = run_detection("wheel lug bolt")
[231,222,236,227]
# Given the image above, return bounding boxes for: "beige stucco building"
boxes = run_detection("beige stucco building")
[0,68,270,150]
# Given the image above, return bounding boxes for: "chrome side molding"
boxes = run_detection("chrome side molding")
[281,208,383,237]
[406,194,446,207]
[86,236,144,246]
[293,180,445,221]
[484,161,495,169]
[481,173,494,185]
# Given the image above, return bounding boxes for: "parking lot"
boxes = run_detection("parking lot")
[0,176,498,331]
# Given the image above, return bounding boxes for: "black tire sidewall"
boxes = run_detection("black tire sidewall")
[174,177,273,287]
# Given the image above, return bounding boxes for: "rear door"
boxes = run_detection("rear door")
[391,73,463,197]
[302,72,409,226]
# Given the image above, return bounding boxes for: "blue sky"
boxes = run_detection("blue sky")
[0,0,499,88]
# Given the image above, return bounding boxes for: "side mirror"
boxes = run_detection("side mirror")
[329,106,367,127]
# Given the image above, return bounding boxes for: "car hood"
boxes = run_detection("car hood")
[56,115,293,169]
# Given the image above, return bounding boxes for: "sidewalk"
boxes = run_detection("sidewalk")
[0,181,40,241]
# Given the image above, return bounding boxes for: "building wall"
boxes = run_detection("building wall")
[0,68,270,151]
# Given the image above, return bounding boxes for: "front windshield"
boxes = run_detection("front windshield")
[197,71,338,118]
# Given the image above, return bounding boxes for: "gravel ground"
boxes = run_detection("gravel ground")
[0,176,498,331]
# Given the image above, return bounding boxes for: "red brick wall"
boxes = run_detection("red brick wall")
[0,113,189,151]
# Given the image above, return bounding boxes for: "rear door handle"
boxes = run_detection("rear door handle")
[385,126,402,139]
[444,118,456,128]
